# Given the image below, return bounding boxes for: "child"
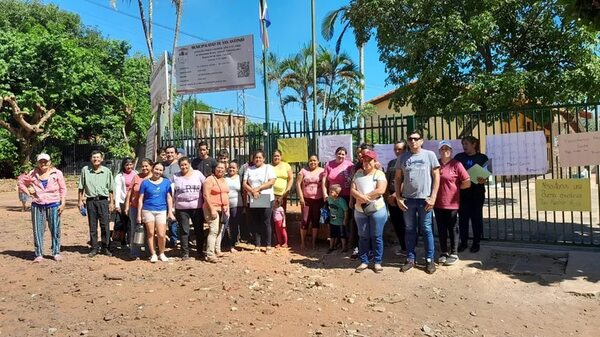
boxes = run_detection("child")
[17,169,30,212]
[327,184,349,253]
[273,197,288,248]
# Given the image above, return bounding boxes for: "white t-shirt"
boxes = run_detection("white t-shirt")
[353,169,387,213]
[243,164,277,202]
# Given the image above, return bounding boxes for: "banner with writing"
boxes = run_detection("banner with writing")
[373,144,396,171]
[277,137,308,163]
[486,131,548,176]
[318,135,353,163]
[557,131,600,167]
[535,179,591,212]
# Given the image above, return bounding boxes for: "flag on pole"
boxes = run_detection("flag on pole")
[259,0,271,49]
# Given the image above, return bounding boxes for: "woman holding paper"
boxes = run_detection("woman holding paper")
[243,150,276,253]
[434,141,470,266]
[454,136,489,253]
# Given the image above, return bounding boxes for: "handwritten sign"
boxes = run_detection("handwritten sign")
[535,179,591,212]
[277,137,308,163]
[557,131,600,167]
[422,139,464,155]
[373,144,396,171]
[318,135,353,163]
[486,131,548,176]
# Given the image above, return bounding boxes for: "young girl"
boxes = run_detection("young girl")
[272,197,288,248]
[327,184,349,254]
[17,169,30,212]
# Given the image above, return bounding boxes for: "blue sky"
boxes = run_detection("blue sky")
[43,0,391,124]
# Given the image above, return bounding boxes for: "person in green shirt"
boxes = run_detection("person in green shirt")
[78,150,115,257]
[326,184,349,254]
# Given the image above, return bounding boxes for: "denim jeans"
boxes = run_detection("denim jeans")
[354,206,388,264]
[31,203,61,257]
[403,198,434,261]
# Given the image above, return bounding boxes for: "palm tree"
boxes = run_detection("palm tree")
[321,5,367,140]
[266,52,291,133]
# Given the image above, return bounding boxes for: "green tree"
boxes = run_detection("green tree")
[265,52,292,133]
[0,0,152,170]
[561,1,600,30]
[172,96,211,130]
[346,0,600,121]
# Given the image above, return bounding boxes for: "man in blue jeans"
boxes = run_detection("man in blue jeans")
[394,130,440,274]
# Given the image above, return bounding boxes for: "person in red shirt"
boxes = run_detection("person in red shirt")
[434,141,470,266]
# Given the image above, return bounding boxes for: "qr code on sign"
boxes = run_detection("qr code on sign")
[237,61,250,78]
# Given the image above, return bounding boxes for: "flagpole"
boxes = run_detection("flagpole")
[260,0,271,155]
[311,0,317,153]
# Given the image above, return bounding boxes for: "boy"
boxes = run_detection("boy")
[327,184,349,253]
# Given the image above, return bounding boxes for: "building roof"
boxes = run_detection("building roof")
[366,88,397,105]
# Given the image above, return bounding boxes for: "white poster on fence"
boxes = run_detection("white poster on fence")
[422,139,464,156]
[486,131,548,176]
[557,131,600,167]
[318,135,353,163]
[175,35,255,94]
[373,144,396,171]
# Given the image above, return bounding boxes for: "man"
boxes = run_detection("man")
[162,145,180,180]
[385,140,408,254]
[395,130,440,274]
[191,141,217,177]
[78,150,115,257]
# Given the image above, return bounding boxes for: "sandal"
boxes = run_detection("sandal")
[355,263,368,273]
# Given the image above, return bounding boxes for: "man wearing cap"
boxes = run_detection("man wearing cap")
[434,140,470,266]
[394,130,440,274]
[78,150,115,257]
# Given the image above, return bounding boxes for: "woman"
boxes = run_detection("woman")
[124,158,152,259]
[243,150,276,253]
[454,136,489,253]
[322,147,355,253]
[113,157,137,246]
[296,155,325,250]
[19,153,67,262]
[271,150,293,210]
[136,162,175,263]
[434,141,470,266]
[203,162,230,262]
[350,149,388,273]
[224,160,244,251]
[171,157,206,260]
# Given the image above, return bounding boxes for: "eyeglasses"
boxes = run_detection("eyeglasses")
[407,137,421,142]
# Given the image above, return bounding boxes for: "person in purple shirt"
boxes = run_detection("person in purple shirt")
[171,157,206,260]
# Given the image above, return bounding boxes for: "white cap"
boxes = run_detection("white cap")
[36,153,50,161]
[438,140,453,150]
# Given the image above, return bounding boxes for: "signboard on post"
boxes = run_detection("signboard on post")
[174,35,255,94]
[150,51,169,113]
[145,123,157,161]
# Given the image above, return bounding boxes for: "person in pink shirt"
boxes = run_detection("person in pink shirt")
[18,153,67,262]
[272,197,287,248]
[434,141,471,266]
[297,154,326,250]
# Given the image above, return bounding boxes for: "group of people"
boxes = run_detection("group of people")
[18,131,489,274]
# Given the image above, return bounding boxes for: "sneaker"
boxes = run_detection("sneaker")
[400,260,415,272]
[373,264,383,273]
[53,254,63,261]
[426,259,436,274]
[102,248,113,257]
[470,243,481,253]
[444,254,459,266]
[181,254,190,261]
[150,254,158,263]
[33,256,44,263]
[159,253,169,262]
[438,253,448,264]
[350,247,359,259]
[458,243,468,253]
[88,248,99,258]
[205,256,219,263]
[355,263,368,273]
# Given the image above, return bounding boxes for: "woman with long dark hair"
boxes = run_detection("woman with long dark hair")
[124,158,152,259]
[113,157,137,246]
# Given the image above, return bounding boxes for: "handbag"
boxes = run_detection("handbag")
[249,165,272,208]
[214,176,229,224]
[361,201,379,216]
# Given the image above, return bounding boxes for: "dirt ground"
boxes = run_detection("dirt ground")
[0,179,598,337]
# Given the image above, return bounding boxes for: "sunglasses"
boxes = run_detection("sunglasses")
[408,137,421,142]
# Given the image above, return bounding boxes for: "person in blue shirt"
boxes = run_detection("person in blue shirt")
[136,162,175,263]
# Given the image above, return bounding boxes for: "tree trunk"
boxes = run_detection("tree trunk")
[136,0,155,66]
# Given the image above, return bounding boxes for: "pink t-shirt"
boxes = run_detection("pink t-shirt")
[325,160,354,196]
[299,167,325,200]
[123,171,136,189]
[435,159,470,209]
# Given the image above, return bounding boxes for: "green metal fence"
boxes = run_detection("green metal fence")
[162,103,600,246]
